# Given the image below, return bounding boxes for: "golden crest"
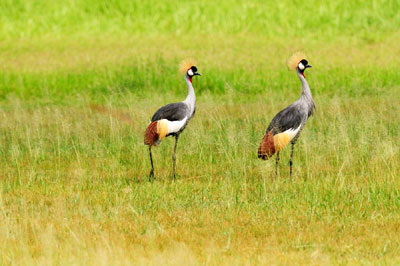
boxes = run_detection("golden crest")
[287,51,307,71]
[179,59,197,74]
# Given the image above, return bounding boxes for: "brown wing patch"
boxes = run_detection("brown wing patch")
[258,130,276,160]
[144,121,159,146]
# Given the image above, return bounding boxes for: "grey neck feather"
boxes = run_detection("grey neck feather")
[183,74,196,116]
[296,68,313,102]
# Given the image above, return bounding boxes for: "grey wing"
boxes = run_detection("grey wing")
[151,102,189,122]
[308,102,316,117]
[267,104,303,134]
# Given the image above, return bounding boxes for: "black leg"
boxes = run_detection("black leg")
[290,143,295,178]
[275,151,280,177]
[148,146,154,182]
[172,135,179,181]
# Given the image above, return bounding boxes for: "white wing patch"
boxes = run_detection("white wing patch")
[273,125,302,151]
[283,125,301,139]
[164,117,188,134]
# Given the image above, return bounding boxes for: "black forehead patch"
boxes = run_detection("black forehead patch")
[190,66,197,72]
[300,59,308,65]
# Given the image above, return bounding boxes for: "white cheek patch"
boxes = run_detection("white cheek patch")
[298,62,305,70]
[187,69,194,76]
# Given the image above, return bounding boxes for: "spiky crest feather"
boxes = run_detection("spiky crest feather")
[287,52,307,71]
[179,59,197,74]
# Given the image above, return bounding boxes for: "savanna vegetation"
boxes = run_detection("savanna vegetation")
[0,0,399,264]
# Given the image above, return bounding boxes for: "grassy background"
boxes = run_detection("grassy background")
[1,0,400,265]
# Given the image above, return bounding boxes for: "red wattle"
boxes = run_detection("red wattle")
[189,78,192,83]
[302,73,305,78]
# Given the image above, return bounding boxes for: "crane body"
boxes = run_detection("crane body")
[258,57,315,177]
[145,64,200,181]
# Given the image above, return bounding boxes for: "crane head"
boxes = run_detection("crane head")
[288,52,312,78]
[179,59,201,82]
[297,59,312,78]
[187,66,201,77]
[298,59,312,71]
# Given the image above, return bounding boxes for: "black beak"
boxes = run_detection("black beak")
[194,72,201,76]
[306,64,312,68]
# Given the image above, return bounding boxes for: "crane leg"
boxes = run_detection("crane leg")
[275,152,280,177]
[148,146,154,182]
[290,143,295,178]
[172,135,179,181]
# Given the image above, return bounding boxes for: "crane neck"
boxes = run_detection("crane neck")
[183,74,196,115]
[296,68,313,101]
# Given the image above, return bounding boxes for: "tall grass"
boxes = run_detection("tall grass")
[1,90,399,264]
[0,0,400,264]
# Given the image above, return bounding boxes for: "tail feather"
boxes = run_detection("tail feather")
[144,119,169,146]
[144,121,159,146]
[258,130,276,160]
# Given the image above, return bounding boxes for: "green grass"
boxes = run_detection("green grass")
[1,0,399,40]
[1,0,400,265]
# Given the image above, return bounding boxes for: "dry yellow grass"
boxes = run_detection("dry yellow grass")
[1,0,400,264]
[1,89,399,264]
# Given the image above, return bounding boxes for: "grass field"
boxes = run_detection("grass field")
[1,0,400,265]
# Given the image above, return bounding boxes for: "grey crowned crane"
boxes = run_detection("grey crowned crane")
[144,60,201,181]
[258,53,315,177]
